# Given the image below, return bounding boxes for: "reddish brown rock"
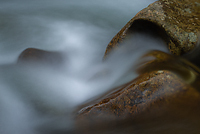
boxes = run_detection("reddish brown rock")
[17,48,65,67]
[104,0,200,58]
[76,72,200,133]
[75,51,200,133]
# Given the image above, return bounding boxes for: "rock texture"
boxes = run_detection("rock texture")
[77,51,200,115]
[75,0,200,133]
[75,50,200,133]
[104,0,200,58]
[75,2,200,133]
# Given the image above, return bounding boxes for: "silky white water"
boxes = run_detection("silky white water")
[0,0,171,133]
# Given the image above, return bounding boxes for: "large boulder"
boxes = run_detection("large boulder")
[104,0,200,58]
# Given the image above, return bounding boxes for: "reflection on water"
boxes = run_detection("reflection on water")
[1,0,200,134]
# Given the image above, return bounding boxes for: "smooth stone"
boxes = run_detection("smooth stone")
[75,51,200,134]
[17,48,65,68]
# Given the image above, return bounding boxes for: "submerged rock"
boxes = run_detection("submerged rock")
[17,48,65,67]
[104,0,200,58]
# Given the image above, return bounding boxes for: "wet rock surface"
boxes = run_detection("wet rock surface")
[74,1,200,133]
[76,71,200,133]
[14,0,200,133]
[104,0,200,58]
[17,48,65,67]
[75,51,200,134]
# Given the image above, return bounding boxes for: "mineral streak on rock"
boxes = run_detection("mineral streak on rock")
[104,0,200,58]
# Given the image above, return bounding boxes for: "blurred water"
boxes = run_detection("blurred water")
[0,0,165,134]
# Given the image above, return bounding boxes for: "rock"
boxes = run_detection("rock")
[75,1,200,133]
[17,48,65,67]
[75,51,200,133]
[104,0,200,58]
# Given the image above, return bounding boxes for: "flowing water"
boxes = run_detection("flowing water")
[1,0,197,134]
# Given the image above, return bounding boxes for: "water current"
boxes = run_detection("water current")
[0,0,198,134]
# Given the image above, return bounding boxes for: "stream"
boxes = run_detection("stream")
[1,0,191,134]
